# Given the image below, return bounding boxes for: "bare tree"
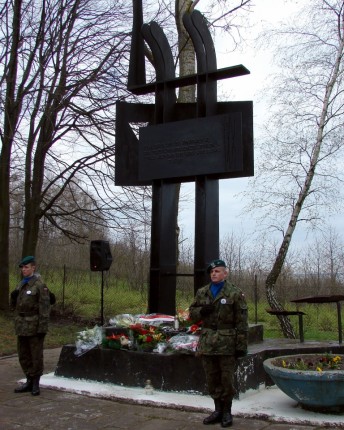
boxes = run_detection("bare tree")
[247,0,344,337]
[298,227,344,295]
[0,0,133,308]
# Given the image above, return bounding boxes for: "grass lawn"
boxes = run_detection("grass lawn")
[0,311,87,357]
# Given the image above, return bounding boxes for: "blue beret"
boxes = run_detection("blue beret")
[207,259,226,273]
[19,256,36,267]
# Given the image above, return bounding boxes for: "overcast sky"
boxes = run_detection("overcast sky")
[178,0,344,251]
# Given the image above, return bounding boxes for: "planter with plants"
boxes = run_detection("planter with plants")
[263,353,344,411]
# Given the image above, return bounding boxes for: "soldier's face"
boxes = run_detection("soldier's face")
[210,267,227,284]
[21,263,35,277]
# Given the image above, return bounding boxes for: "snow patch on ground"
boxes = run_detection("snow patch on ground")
[39,373,344,427]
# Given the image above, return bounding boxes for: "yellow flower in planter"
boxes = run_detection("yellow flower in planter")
[273,353,343,371]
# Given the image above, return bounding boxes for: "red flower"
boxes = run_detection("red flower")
[189,324,199,333]
[129,323,143,331]
[107,333,128,340]
[130,323,151,334]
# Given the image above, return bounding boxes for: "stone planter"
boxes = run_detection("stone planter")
[263,354,344,411]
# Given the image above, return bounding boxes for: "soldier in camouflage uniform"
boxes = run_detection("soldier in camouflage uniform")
[189,259,248,428]
[10,256,52,396]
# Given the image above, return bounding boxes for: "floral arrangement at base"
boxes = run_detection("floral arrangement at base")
[273,353,343,372]
[102,333,131,350]
[74,325,103,356]
[165,333,199,354]
[129,323,166,352]
[72,313,202,355]
[176,308,202,333]
[176,308,191,328]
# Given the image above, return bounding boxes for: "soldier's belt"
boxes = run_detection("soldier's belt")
[18,311,38,317]
[203,324,234,330]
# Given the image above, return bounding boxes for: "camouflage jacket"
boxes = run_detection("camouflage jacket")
[189,281,248,355]
[11,274,51,336]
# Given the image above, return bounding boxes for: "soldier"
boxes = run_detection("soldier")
[10,256,52,396]
[189,259,248,428]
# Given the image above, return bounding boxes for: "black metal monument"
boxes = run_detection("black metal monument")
[115,1,253,315]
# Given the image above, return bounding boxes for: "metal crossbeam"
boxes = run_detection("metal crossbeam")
[128,65,250,95]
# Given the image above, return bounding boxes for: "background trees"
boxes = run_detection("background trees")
[0,0,133,308]
[2,0,343,336]
[247,0,344,337]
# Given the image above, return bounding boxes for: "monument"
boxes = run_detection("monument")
[56,5,344,396]
[55,1,258,396]
[115,0,254,315]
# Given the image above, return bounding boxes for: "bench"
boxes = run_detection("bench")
[266,309,306,342]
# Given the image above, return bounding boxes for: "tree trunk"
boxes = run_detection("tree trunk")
[0,0,23,309]
[175,0,196,102]
[265,13,344,337]
[265,248,296,339]
[175,0,196,266]
[0,143,11,309]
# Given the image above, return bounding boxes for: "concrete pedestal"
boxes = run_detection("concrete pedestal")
[55,324,265,395]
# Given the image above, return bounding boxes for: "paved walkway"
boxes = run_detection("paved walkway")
[0,348,341,429]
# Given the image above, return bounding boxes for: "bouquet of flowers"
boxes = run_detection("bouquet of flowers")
[109,314,138,327]
[166,333,199,354]
[129,323,166,352]
[103,333,131,350]
[102,313,202,354]
[176,308,191,328]
[74,325,103,356]
[176,309,202,334]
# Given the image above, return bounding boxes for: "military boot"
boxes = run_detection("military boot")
[31,376,40,396]
[221,400,233,427]
[203,399,223,425]
[14,377,33,393]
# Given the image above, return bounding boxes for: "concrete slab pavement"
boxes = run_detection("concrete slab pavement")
[0,348,342,429]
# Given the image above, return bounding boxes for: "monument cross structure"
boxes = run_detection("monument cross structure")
[115,0,254,315]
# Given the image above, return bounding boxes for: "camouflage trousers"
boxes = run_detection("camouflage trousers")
[17,334,45,378]
[202,355,237,401]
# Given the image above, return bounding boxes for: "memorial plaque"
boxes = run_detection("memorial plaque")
[115,101,253,187]
[138,114,242,182]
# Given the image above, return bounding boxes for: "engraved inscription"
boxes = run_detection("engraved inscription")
[144,137,219,161]
[138,113,245,181]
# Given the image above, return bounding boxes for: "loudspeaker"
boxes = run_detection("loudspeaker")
[90,240,113,271]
